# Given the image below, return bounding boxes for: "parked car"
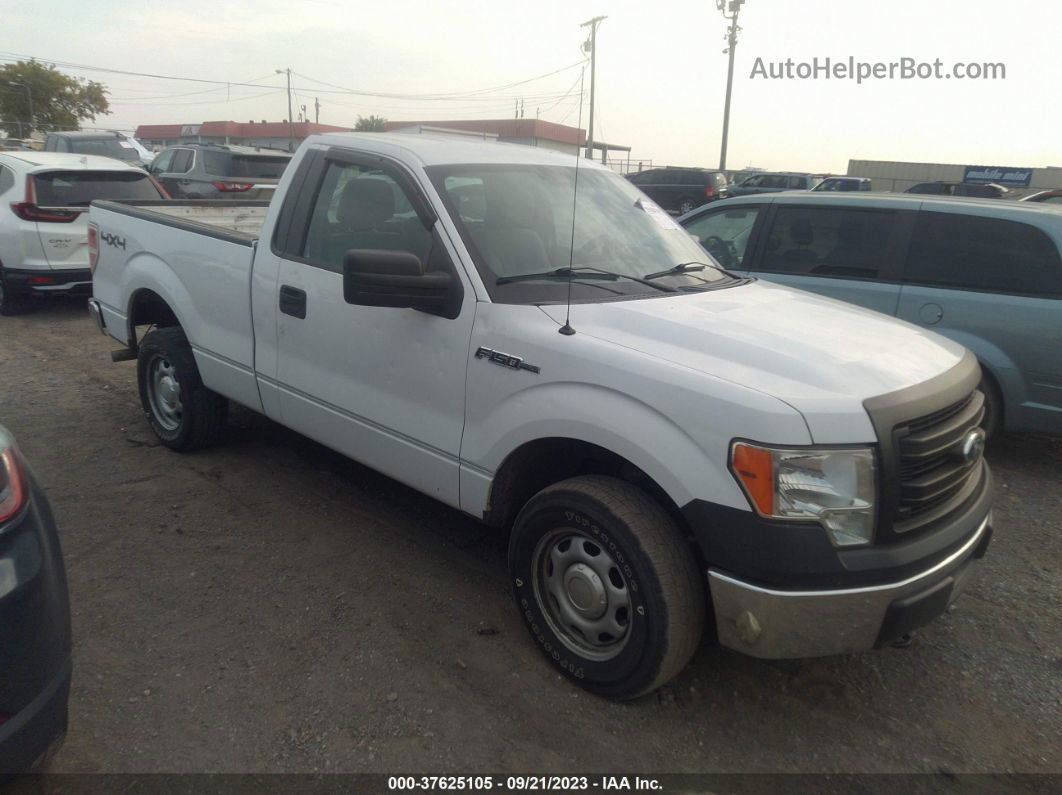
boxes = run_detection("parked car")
[625,167,728,215]
[1020,189,1062,205]
[44,130,152,168]
[0,423,72,775]
[811,176,872,192]
[0,151,167,314]
[729,172,823,197]
[147,143,291,201]
[88,133,993,699]
[680,192,1062,436]
[906,181,1009,199]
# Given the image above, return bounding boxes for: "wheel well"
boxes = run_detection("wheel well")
[127,289,180,350]
[483,438,696,547]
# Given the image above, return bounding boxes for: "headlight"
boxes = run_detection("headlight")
[729,442,877,547]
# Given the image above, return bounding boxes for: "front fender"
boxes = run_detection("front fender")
[460,381,777,518]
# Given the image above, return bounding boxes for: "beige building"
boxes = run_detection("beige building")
[847,159,1062,196]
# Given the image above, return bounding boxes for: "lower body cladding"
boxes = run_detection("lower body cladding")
[709,514,991,657]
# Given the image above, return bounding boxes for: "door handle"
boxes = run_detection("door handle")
[279,285,307,319]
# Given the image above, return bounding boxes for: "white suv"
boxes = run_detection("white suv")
[0,151,165,315]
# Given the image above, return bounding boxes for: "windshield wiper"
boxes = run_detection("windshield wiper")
[643,261,717,280]
[497,266,676,292]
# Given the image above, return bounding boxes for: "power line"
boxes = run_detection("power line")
[0,52,584,103]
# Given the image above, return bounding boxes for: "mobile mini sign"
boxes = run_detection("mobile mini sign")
[963,165,1034,187]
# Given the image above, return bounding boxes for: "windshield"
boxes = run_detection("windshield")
[69,138,141,162]
[33,171,163,206]
[427,164,738,304]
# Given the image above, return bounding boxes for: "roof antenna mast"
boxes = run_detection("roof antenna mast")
[559,64,586,337]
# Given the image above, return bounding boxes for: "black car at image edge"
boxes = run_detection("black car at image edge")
[0,424,71,776]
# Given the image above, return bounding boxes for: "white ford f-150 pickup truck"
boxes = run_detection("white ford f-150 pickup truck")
[88,133,993,699]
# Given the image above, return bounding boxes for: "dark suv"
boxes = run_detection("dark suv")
[0,424,71,774]
[147,143,292,201]
[626,167,729,215]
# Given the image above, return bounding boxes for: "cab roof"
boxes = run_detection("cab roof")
[307,132,606,170]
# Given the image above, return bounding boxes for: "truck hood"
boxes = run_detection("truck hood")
[539,279,967,443]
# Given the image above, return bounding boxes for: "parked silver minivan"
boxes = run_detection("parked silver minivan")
[679,193,1062,435]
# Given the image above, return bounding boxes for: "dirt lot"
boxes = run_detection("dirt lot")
[1,299,1059,776]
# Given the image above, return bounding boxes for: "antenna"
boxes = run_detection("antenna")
[559,64,586,337]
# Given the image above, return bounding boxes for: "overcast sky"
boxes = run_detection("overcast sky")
[2,0,1057,173]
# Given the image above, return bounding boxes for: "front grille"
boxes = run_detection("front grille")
[892,389,985,532]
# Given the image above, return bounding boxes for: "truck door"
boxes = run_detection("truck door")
[266,149,476,508]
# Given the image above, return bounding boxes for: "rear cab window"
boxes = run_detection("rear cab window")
[33,171,163,206]
[69,138,140,162]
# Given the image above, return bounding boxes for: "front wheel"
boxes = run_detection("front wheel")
[509,475,705,699]
[137,326,228,451]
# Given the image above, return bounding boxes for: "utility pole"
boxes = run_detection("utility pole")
[10,81,33,138]
[314,97,320,124]
[716,0,745,171]
[276,67,294,152]
[581,15,606,159]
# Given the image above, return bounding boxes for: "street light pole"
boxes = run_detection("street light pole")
[276,67,294,152]
[580,15,606,160]
[716,0,745,172]
[10,81,33,138]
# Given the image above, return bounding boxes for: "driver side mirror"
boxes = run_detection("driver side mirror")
[343,249,460,319]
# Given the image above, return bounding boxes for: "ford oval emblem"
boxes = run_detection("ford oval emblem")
[959,428,986,466]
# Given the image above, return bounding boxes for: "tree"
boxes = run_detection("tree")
[0,60,109,138]
[354,114,387,132]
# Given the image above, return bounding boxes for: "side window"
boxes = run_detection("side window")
[683,206,761,269]
[55,138,70,153]
[759,206,896,279]
[0,165,13,195]
[170,149,193,174]
[905,212,1062,296]
[788,176,806,189]
[1044,196,1062,205]
[152,150,176,174]
[741,175,762,187]
[300,159,433,272]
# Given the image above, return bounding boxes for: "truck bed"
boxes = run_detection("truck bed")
[91,199,271,240]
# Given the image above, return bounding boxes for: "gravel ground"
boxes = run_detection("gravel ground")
[1,298,1059,776]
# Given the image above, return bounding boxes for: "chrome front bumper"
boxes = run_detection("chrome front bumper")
[708,513,991,659]
[87,298,107,335]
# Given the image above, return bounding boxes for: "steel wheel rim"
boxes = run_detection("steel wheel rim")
[680,201,695,214]
[147,354,183,431]
[532,528,633,661]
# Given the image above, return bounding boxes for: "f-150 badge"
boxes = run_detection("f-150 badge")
[475,346,540,374]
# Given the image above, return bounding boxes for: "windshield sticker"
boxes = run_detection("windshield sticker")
[636,198,683,231]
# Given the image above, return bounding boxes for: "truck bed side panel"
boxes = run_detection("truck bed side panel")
[90,203,262,412]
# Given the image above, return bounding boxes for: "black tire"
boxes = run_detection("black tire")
[978,372,1003,439]
[137,326,228,451]
[0,270,29,316]
[677,197,699,216]
[509,475,705,700]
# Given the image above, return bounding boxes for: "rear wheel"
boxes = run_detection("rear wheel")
[137,326,228,451]
[677,197,699,216]
[509,475,705,700]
